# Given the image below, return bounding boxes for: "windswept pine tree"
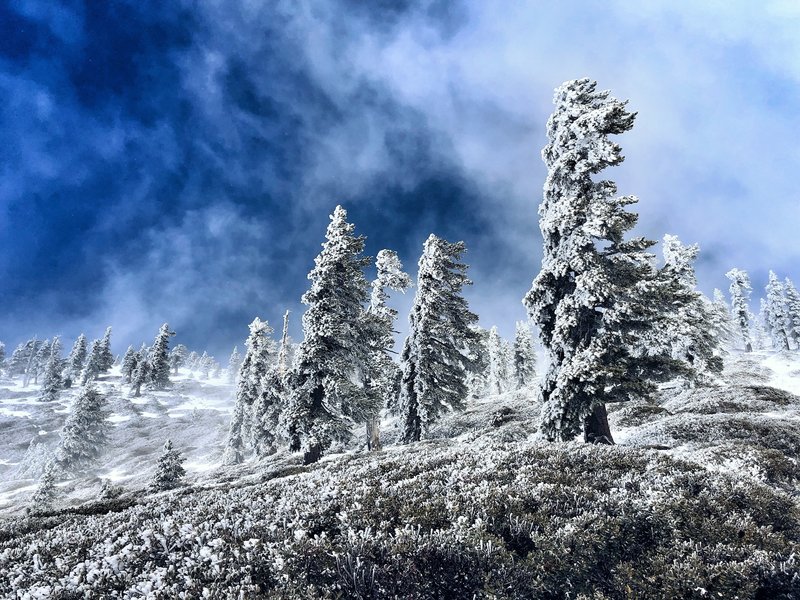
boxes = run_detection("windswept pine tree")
[660,235,723,385]
[29,461,59,514]
[55,384,109,470]
[399,234,480,443]
[65,333,88,385]
[170,344,188,375]
[187,350,200,374]
[276,310,291,376]
[364,249,412,450]
[283,206,373,464]
[486,326,512,395]
[151,440,186,491]
[121,345,137,383]
[0,341,5,372]
[198,352,213,379]
[98,327,114,373]
[710,289,736,348]
[765,271,791,351]
[30,339,51,386]
[783,278,800,348]
[227,346,243,383]
[726,268,754,352]
[524,79,688,444]
[148,323,175,389]
[513,321,537,390]
[39,337,63,402]
[130,346,151,397]
[223,318,276,464]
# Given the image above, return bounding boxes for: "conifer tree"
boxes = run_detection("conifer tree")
[198,352,214,379]
[224,319,277,464]
[486,326,512,395]
[364,249,412,450]
[130,346,151,397]
[399,235,479,443]
[660,235,724,385]
[0,341,6,373]
[709,289,736,348]
[187,351,200,374]
[121,345,137,383]
[524,79,689,444]
[30,461,59,514]
[55,384,109,469]
[227,346,243,383]
[30,339,51,386]
[170,344,189,375]
[39,337,63,402]
[513,321,537,389]
[283,206,373,463]
[20,338,42,385]
[783,278,800,348]
[765,271,791,350]
[276,311,291,376]
[148,323,175,389]
[726,268,754,352]
[98,327,114,373]
[151,440,186,491]
[8,341,32,377]
[81,339,105,385]
[65,334,88,385]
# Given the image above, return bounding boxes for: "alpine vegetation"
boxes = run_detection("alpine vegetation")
[525,78,689,444]
[364,249,412,450]
[64,333,87,385]
[227,346,242,383]
[399,234,479,443]
[121,345,137,382]
[223,317,276,464]
[765,270,792,351]
[151,439,186,491]
[784,277,800,348]
[81,338,106,385]
[148,322,175,389]
[726,268,754,352]
[38,336,63,402]
[283,206,374,464]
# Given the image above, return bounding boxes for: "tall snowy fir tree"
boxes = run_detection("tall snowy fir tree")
[55,384,109,470]
[223,318,276,464]
[660,235,723,385]
[130,346,151,397]
[487,326,511,395]
[399,234,480,443]
[148,323,175,389]
[709,289,736,348]
[29,339,51,386]
[726,268,754,352]
[283,206,373,464]
[198,352,214,379]
[29,461,59,514]
[524,79,688,444]
[39,337,63,402]
[98,327,114,373]
[765,271,791,351]
[65,334,87,385]
[276,311,291,376]
[151,440,186,491]
[363,249,412,450]
[170,344,188,374]
[513,321,537,390]
[227,346,242,383]
[783,278,800,348]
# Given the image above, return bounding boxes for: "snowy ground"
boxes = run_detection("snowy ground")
[2,349,800,515]
[0,367,233,513]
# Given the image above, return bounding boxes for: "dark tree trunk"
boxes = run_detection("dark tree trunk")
[584,403,614,445]
[366,416,381,451]
[303,443,322,465]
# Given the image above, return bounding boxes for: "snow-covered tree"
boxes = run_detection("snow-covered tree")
[121,345,137,383]
[170,344,188,375]
[99,478,124,500]
[276,311,291,377]
[187,351,200,374]
[282,206,374,464]
[65,334,87,385]
[130,346,151,397]
[464,326,490,402]
[660,235,724,385]
[98,327,114,373]
[227,346,242,383]
[80,339,105,385]
[151,440,186,491]
[708,289,737,349]
[486,326,512,395]
[55,384,109,470]
[783,278,800,349]
[39,337,63,402]
[0,341,6,373]
[29,339,51,386]
[399,234,480,443]
[224,318,277,464]
[148,323,175,389]
[513,321,537,390]
[364,249,412,450]
[765,271,791,351]
[726,268,754,352]
[524,79,689,444]
[8,341,31,377]
[29,461,59,514]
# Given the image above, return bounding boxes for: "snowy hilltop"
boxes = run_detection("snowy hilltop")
[1,78,800,598]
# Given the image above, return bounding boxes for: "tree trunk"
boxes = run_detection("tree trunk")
[584,403,614,445]
[366,416,381,451]
[303,442,322,465]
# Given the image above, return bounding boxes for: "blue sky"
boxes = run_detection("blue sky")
[2,1,800,358]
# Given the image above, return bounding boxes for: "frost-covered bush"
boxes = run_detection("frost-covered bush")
[607,401,671,429]
[663,385,799,415]
[1,440,798,598]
